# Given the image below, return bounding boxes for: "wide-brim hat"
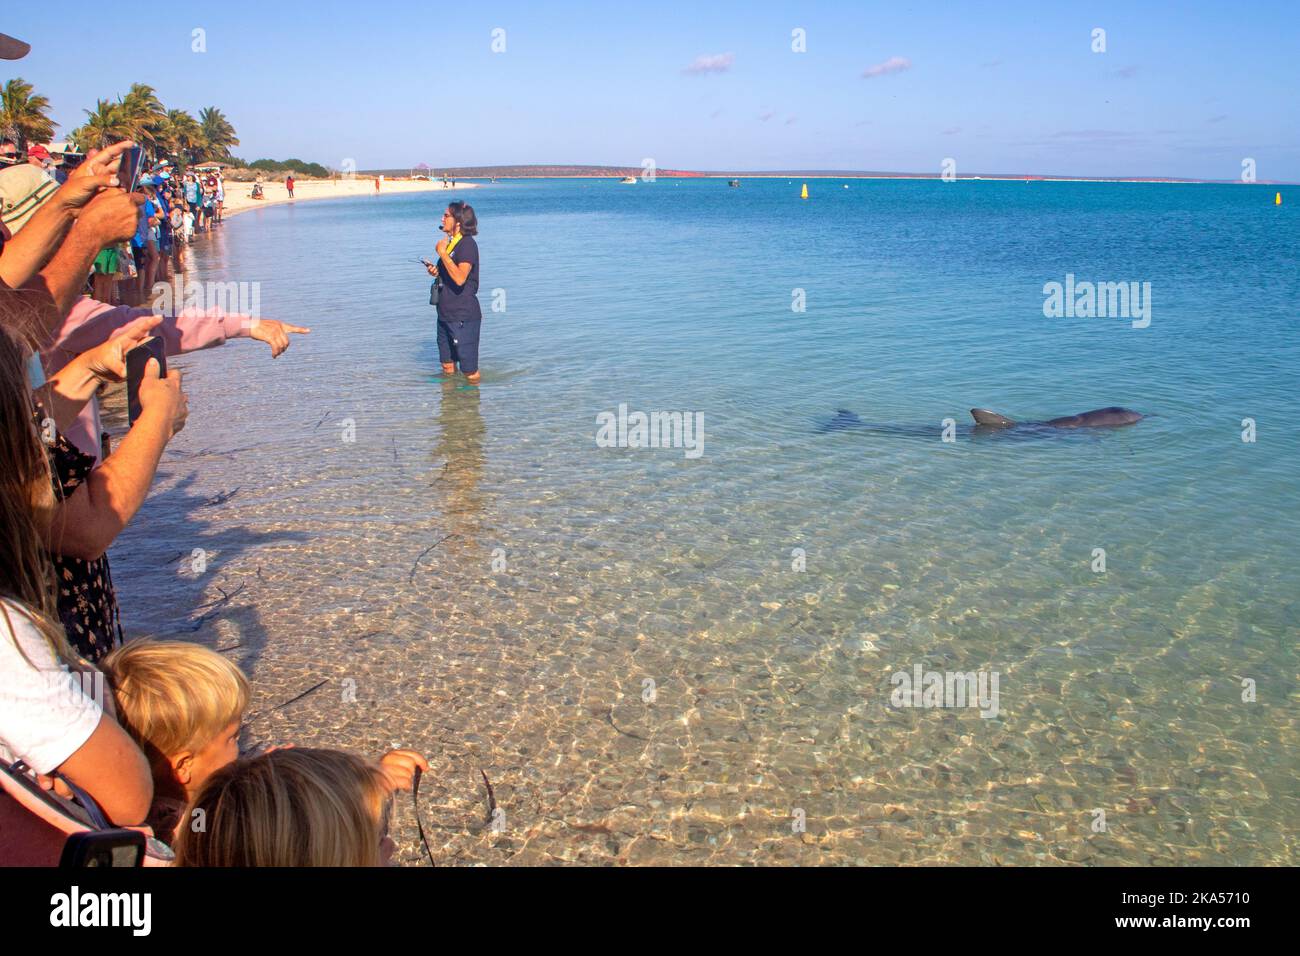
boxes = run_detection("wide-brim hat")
[0,32,30,60]
[0,164,59,238]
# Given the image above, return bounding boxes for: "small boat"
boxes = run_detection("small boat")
[728,179,740,187]
[620,176,637,184]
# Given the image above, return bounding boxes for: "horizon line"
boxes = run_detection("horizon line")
[356,164,1294,186]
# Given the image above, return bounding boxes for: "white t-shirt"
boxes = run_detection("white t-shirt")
[0,601,103,774]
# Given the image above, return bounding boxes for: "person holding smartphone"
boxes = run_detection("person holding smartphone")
[425,201,482,385]
[39,315,188,661]
[0,325,155,837]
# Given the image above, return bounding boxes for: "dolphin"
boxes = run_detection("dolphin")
[968,406,1144,429]
[817,406,1144,439]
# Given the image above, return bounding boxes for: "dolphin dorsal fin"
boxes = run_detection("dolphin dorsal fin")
[970,408,1016,427]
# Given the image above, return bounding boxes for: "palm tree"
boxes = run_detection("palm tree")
[197,106,238,160]
[164,109,204,165]
[70,99,130,152]
[120,83,167,157]
[0,78,57,153]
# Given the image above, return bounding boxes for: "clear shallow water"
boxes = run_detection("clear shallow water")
[111,179,1298,865]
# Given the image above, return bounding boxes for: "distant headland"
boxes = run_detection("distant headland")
[359,164,1290,185]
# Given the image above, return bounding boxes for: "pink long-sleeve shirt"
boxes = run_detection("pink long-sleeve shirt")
[43,296,253,462]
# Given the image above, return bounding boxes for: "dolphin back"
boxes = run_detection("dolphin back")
[1043,407,1144,428]
[970,408,1017,427]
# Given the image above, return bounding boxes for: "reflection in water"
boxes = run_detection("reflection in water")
[434,379,486,522]
[430,379,487,554]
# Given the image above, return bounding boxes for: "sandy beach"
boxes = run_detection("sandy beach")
[221,176,477,218]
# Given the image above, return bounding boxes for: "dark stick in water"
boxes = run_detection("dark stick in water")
[187,582,248,631]
[409,534,455,584]
[270,678,330,712]
[193,582,246,612]
[201,487,241,507]
[413,767,435,866]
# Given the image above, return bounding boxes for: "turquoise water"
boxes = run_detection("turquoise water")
[112,178,1298,864]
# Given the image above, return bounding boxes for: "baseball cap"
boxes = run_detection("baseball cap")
[0,164,59,237]
[27,144,51,160]
[0,32,30,60]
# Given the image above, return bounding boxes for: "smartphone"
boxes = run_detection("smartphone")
[119,146,145,193]
[59,829,146,868]
[125,337,166,425]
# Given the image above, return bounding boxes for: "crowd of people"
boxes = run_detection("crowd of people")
[1,29,430,866]
[91,164,227,307]
[3,138,231,307]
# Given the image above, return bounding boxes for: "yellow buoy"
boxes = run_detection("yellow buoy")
[800,183,809,199]
[1276,192,1282,205]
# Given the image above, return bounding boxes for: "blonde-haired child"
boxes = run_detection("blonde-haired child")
[103,638,429,858]
[173,747,427,867]
[101,639,248,839]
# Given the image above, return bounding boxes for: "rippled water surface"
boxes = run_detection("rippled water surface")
[111,179,1298,864]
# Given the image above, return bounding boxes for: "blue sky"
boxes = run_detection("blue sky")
[7,0,1299,179]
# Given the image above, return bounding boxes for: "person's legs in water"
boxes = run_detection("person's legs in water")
[436,318,458,377]
[457,319,482,385]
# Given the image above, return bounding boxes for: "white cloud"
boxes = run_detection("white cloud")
[862,56,911,79]
[684,53,735,75]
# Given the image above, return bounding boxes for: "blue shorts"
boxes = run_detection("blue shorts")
[436,317,481,374]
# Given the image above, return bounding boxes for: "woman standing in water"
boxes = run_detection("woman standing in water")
[426,201,482,385]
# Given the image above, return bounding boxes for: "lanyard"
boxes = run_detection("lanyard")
[444,233,462,257]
